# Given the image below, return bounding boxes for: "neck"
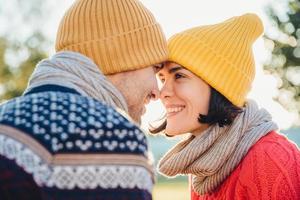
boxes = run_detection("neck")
[191,124,210,136]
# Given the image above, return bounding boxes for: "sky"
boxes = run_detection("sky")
[1,0,297,130]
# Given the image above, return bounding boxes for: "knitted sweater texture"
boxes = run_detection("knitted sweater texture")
[0,85,153,200]
[191,131,300,200]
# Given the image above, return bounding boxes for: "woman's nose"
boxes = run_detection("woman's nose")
[159,82,173,99]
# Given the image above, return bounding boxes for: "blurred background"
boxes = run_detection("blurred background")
[1,0,300,199]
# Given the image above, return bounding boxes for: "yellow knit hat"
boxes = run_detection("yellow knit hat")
[55,0,168,75]
[168,13,263,107]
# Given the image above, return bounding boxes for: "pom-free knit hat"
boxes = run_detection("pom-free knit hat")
[168,13,263,106]
[56,0,168,75]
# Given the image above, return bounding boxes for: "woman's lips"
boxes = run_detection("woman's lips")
[166,106,185,117]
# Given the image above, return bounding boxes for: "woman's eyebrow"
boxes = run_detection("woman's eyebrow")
[157,66,183,77]
[169,66,183,74]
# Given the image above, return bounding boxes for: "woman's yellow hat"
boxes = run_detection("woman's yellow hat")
[168,13,263,107]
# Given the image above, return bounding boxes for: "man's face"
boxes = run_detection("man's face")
[107,65,162,124]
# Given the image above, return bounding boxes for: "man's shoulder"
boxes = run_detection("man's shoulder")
[0,90,147,154]
[0,91,153,196]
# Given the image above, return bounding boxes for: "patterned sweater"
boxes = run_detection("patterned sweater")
[0,85,153,200]
[191,131,300,200]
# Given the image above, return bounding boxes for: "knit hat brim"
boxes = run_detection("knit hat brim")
[57,23,168,75]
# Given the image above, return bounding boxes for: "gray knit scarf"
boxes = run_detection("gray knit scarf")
[24,51,128,112]
[158,100,278,195]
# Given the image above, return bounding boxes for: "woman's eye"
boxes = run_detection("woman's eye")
[175,73,184,79]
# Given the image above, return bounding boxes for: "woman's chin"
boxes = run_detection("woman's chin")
[165,126,187,136]
[165,127,177,136]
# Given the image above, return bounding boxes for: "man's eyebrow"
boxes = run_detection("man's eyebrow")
[159,63,164,68]
[153,63,164,73]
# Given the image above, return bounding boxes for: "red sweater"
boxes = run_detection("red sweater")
[191,131,300,200]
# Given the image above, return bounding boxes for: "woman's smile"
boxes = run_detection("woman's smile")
[166,105,185,117]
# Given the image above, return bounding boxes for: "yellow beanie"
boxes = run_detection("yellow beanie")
[168,13,263,107]
[55,0,168,75]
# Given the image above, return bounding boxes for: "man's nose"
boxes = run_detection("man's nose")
[150,89,159,101]
[149,79,160,101]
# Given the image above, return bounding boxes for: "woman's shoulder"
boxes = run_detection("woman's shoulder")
[239,131,300,171]
[236,131,300,198]
[245,131,300,163]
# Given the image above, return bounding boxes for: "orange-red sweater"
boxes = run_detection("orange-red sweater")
[191,131,300,200]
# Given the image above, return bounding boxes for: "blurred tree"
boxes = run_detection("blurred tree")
[264,0,300,125]
[0,33,47,100]
[0,0,48,101]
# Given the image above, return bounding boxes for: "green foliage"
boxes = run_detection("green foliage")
[264,0,300,124]
[0,33,47,101]
[0,38,12,85]
[0,0,48,101]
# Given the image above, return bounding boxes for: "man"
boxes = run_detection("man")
[0,0,167,199]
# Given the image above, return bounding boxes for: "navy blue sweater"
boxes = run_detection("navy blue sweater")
[0,85,153,200]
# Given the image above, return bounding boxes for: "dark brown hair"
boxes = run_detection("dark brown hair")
[149,87,243,134]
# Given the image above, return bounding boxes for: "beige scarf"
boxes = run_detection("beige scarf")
[24,51,128,112]
[158,100,278,195]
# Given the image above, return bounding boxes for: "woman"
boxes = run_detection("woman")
[151,14,300,199]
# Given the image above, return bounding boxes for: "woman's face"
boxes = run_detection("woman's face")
[158,62,211,136]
